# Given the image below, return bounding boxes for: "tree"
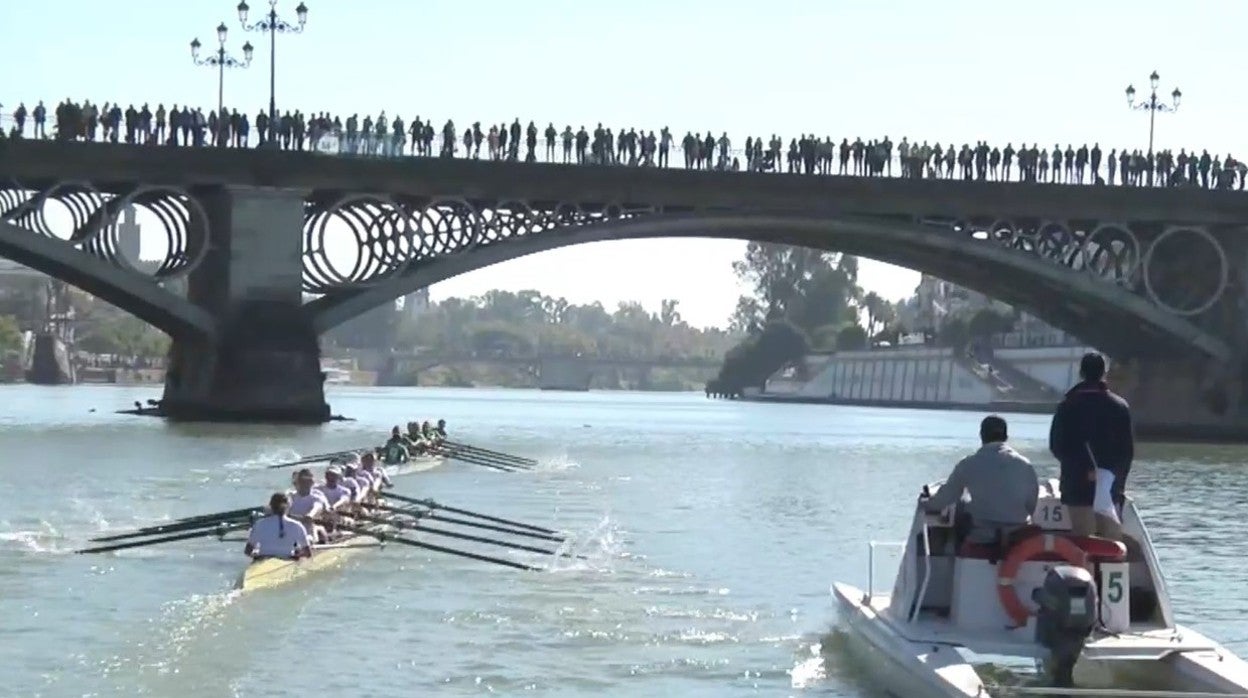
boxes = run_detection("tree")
[712,319,810,395]
[937,315,971,350]
[0,315,22,357]
[968,307,1015,339]
[836,324,869,351]
[731,242,861,333]
[659,299,682,327]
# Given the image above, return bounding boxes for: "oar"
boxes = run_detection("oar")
[77,522,249,554]
[365,502,565,542]
[383,493,562,535]
[429,446,520,473]
[444,440,537,465]
[89,513,256,542]
[264,449,366,470]
[355,513,581,559]
[444,440,536,467]
[90,506,262,541]
[338,525,538,571]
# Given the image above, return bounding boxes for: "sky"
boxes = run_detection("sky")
[4,1,1248,328]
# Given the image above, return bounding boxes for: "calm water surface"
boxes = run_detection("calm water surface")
[1,386,1245,697]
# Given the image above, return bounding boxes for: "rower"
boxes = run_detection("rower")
[382,426,410,465]
[405,422,428,454]
[435,419,447,438]
[245,492,312,560]
[316,465,355,512]
[359,451,392,490]
[341,461,371,503]
[288,467,331,542]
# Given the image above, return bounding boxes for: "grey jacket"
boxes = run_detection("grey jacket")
[925,442,1039,538]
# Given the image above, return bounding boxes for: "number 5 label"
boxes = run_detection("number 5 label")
[1100,562,1130,633]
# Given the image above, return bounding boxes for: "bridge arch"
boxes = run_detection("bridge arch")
[0,221,215,339]
[308,213,1230,363]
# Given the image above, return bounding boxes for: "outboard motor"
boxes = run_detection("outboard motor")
[1032,565,1098,687]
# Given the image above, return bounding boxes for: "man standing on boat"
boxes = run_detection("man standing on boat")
[1048,351,1134,540]
[921,415,1038,544]
[245,493,313,559]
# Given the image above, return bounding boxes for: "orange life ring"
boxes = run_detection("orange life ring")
[996,533,1089,626]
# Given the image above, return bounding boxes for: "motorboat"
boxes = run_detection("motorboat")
[832,477,1248,697]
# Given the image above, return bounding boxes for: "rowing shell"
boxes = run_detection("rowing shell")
[381,454,445,478]
[237,515,397,591]
[237,456,445,591]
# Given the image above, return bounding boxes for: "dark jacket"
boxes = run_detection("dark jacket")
[1048,380,1134,507]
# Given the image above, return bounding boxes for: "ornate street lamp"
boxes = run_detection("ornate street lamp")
[1125,70,1181,158]
[238,0,309,147]
[191,24,253,146]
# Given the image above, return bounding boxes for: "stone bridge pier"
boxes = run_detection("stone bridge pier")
[162,187,329,422]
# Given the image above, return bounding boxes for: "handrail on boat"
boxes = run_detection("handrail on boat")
[985,685,1248,697]
[909,521,932,623]
[866,540,904,603]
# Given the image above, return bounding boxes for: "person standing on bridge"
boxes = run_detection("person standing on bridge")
[1048,351,1134,540]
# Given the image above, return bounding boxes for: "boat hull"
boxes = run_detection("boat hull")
[237,531,387,591]
[833,583,988,698]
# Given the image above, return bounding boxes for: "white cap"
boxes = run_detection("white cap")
[325,465,342,476]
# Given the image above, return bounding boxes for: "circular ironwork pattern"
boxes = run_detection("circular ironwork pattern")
[1079,223,1140,288]
[0,181,209,280]
[303,194,418,292]
[1141,225,1228,317]
[301,198,657,293]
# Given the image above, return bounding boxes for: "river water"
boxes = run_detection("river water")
[1,386,1245,697]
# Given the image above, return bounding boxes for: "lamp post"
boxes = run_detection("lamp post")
[238,0,308,148]
[191,23,253,146]
[1125,70,1181,159]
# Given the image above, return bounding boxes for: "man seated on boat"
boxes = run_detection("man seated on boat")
[316,465,356,512]
[920,415,1039,546]
[404,422,431,455]
[382,426,411,465]
[435,419,447,438]
[421,420,440,444]
[245,492,313,560]
[359,451,392,490]
[287,468,330,543]
[342,461,375,503]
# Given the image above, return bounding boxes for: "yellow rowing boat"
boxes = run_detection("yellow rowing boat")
[236,455,444,592]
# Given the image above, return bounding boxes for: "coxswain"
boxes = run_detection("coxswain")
[382,426,410,465]
[245,492,312,559]
[287,468,331,542]
[359,451,392,490]
[316,465,355,512]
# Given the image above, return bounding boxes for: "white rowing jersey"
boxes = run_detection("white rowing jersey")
[246,514,311,559]
[316,482,354,508]
[364,466,392,487]
[354,470,375,492]
[288,490,329,519]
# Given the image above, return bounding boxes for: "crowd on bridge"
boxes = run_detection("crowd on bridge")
[2,97,1244,191]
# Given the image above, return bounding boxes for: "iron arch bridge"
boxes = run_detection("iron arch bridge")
[302,195,1237,364]
[0,179,1237,365]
